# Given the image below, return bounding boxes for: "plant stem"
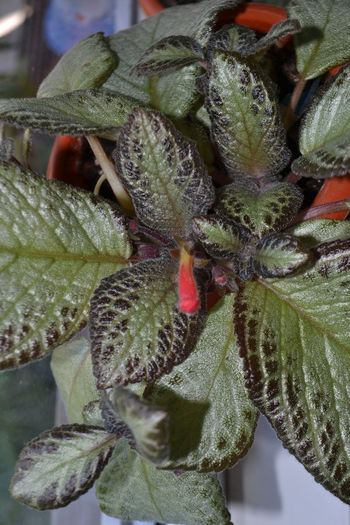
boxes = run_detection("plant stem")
[284,171,301,184]
[283,77,306,131]
[86,135,135,215]
[93,174,107,195]
[294,199,350,223]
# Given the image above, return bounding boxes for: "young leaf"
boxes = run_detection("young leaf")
[0,162,131,370]
[206,51,290,178]
[146,295,258,472]
[115,109,215,239]
[0,88,143,138]
[288,0,350,80]
[234,232,350,504]
[51,338,99,424]
[132,36,204,76]
[37,32,117,98]
[215,181,303,238]
[102,387,169,465]
[104,0,244,117]
[192,215,248,258]
[206,24,257,58]
[249,19,301,56]
[292,66,350,178]
[254,233,311,277]
[90,257,205,388]
[96,439,232,525]
[11,424,116,510]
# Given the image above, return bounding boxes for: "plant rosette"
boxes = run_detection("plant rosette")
[2,1,350,524]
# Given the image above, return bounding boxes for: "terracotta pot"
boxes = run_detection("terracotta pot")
[48,2,350,220]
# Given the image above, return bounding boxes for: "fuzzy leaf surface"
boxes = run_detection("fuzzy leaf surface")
[51,338,99,424]
[96,439,232,524]
[11,424,116,510]
[115,109,215,238]
[206,51,290,178]
[103,387,169,465]
[37,33,117,98]
[207,24,257,58]
[105,0,243,117]
[146,295,258,472]
[250,19,301,55]
[0,162,131,370]
[254,233,310,277]
[292,66,350,178]
[234,232,350,504]
[216,181,302,238]
[288,219,350,248]
[288,0,350,80]
[193,215,248,258]
[132,36,204,76]
[0,89,143,138]
[90,257,205,388]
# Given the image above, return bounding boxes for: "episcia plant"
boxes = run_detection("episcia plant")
[1,0,350,523]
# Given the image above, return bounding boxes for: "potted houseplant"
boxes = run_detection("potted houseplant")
[1,0,350,523]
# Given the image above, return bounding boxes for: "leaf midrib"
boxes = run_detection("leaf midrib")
[0,245,127,265]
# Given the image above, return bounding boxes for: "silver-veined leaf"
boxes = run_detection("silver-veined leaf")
[288,219,350,248]
[206,24,257,58]
[90,257,205,388]
[192,215,248,258]
[215,181,303,238]
[292,66,350,178]
[96,439,232,525]
[254,233,311,277]
[37,32,117,98]
[0,88,143,138]
[288,0,350,80]
[250,19,301,56]
[206,51,290,178]
[11,424,116,510]
[51,337,99,424]
[115,109,215,238]
[146,295,258,472]
[234,228,350,503]
[0,162,131,370]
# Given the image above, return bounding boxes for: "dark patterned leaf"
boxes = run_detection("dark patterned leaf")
[254,233,311,277]
[146,295,258,472]
[115,109,215,238]
[288,0,350,80]
[0,88,143,138]
[11,424,116,510]
[132,36,204,76]
[234,230,350,504]
[249,19,301,56]
[288,219,350,249]
[292,66,350,178]
[105,0,244,118]
[96,439,232,524]
[37,32,117,98]
[102,387,169,465]
[0,162,131,370]
[207,24,257,58]
[192,215,248,258]
[206,51,290,178]
[215,181,303,238]
[90,257,205,388]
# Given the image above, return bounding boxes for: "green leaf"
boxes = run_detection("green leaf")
[288,218,350,248]
[288,0,350,80]
[250,19,301,55]
[90,257,205,388]
[172,118,215,166]
[50,337,99,424]
[146,295,258,472]
[37,33,117,98]
[115,109,215,238]
[234,232,350,503]
[105,0,244,118]
[83,400,104,427]
[292,66,350,178]
[96,439,232,525]
[193,215,248,258]
[254,233,311,277]
[206,51,290,178]
[132,36,204,76]
[0,88,143,138]
[0,162,131,370]
[215,181,303,238]
[102,387,169,465]
[11,424,116,510]
[207,24,257,58]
